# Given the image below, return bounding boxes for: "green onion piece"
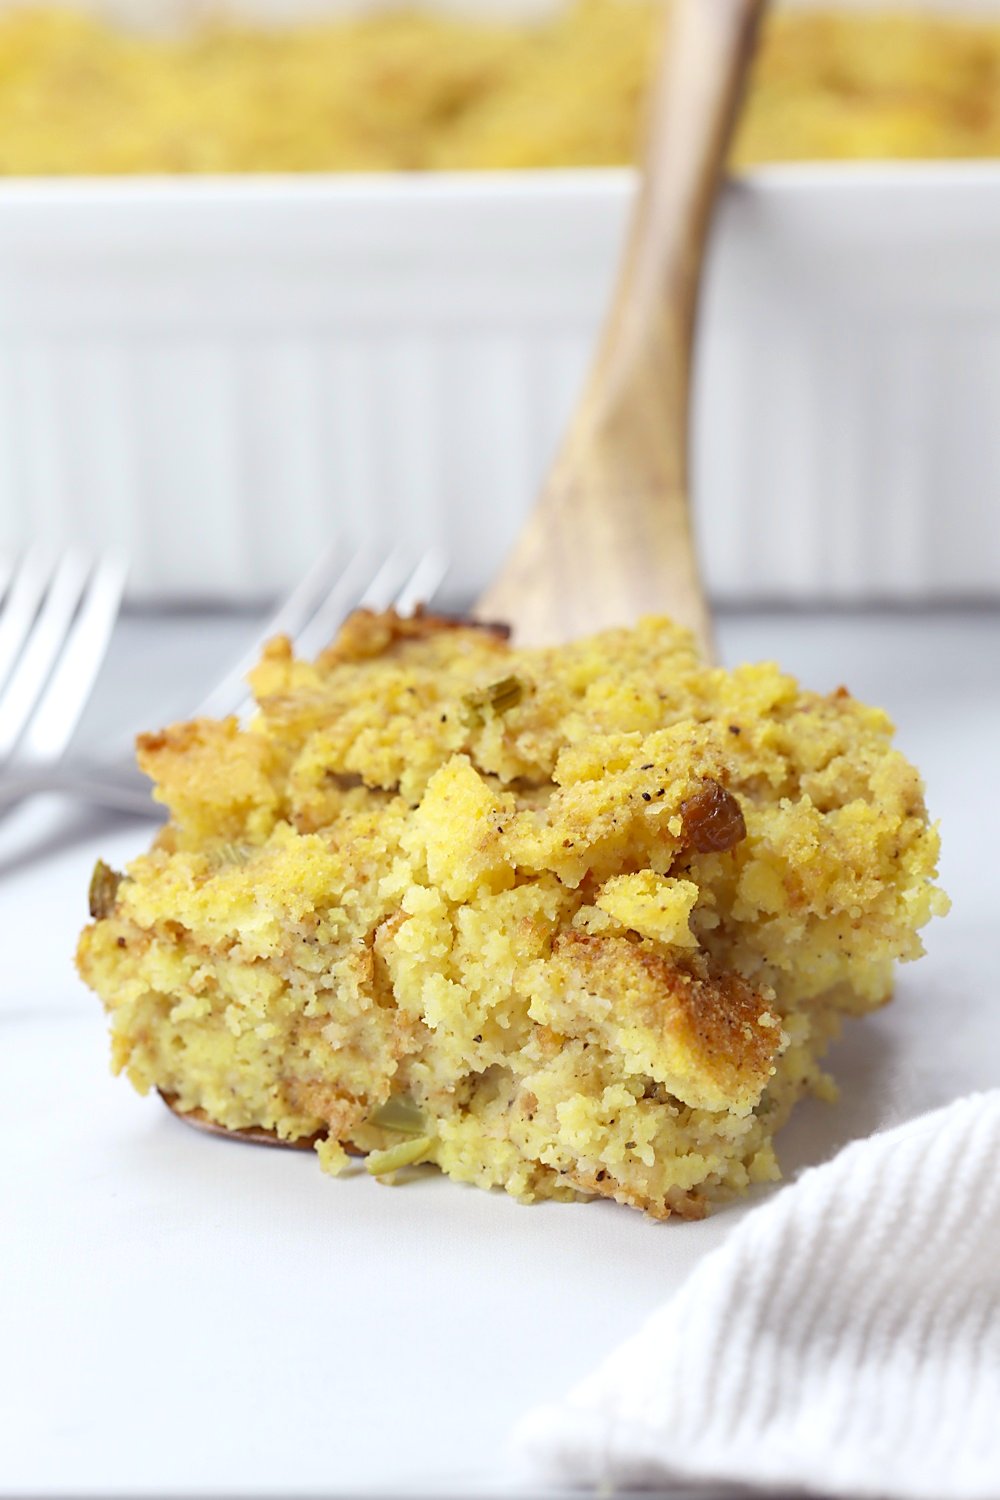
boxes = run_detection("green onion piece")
[88,860,122,920]
[485,675,524,713]
[462,674,526,720]
[365,1136,434,1177]
[368,1096,427,1136]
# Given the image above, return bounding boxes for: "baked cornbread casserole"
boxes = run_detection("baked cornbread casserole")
[2,2,999,174]
[77,611,947,1219]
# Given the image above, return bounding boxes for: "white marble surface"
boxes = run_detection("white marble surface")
[2,608,998,1497]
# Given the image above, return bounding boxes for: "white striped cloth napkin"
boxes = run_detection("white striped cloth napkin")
[513,1091,1000,1499]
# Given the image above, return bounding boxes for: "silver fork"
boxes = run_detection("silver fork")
[0,546,128,794]
[0,543,449,818]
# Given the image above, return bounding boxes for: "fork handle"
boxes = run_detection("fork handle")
[0,760,162,817]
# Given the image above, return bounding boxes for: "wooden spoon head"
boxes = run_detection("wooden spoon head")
[477,456,715,656]
[158,1090,326,1151]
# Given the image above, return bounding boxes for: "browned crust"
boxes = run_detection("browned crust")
[637,952,777,1091]
[317,605,510,667]
[137,721,215,761]
[552,931,779,1097]
[568,1165,709,1221]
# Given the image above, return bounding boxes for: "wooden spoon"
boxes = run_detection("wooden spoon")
[477,0,768,658]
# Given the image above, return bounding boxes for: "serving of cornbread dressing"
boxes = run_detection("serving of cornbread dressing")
[77,611,947,1219]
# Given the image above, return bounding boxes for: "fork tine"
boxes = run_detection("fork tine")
[19,554,128,762]
[251,537,347,646]
[224,546,450,726]
[211,543,384,725]
[190,538,345,722]
[0,545,55,696]
[290,543,403,663]
[0,551,91,762]
[392,548,450,617]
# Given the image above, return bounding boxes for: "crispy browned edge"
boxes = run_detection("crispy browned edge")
[317,605,511,667]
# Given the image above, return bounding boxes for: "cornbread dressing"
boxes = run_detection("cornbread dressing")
[1,3,999,175]
[77,612,947,1219]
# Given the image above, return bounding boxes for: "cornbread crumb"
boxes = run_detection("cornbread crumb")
[77,611,946,1218]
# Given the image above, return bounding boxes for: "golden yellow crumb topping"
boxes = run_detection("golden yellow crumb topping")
[2,2,998,176]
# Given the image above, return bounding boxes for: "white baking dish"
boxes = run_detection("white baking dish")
[1,163,999,604]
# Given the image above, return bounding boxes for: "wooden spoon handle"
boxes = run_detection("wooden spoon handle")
[478,0,767,653]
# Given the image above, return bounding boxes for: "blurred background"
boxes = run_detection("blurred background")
[0,0,998,608]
